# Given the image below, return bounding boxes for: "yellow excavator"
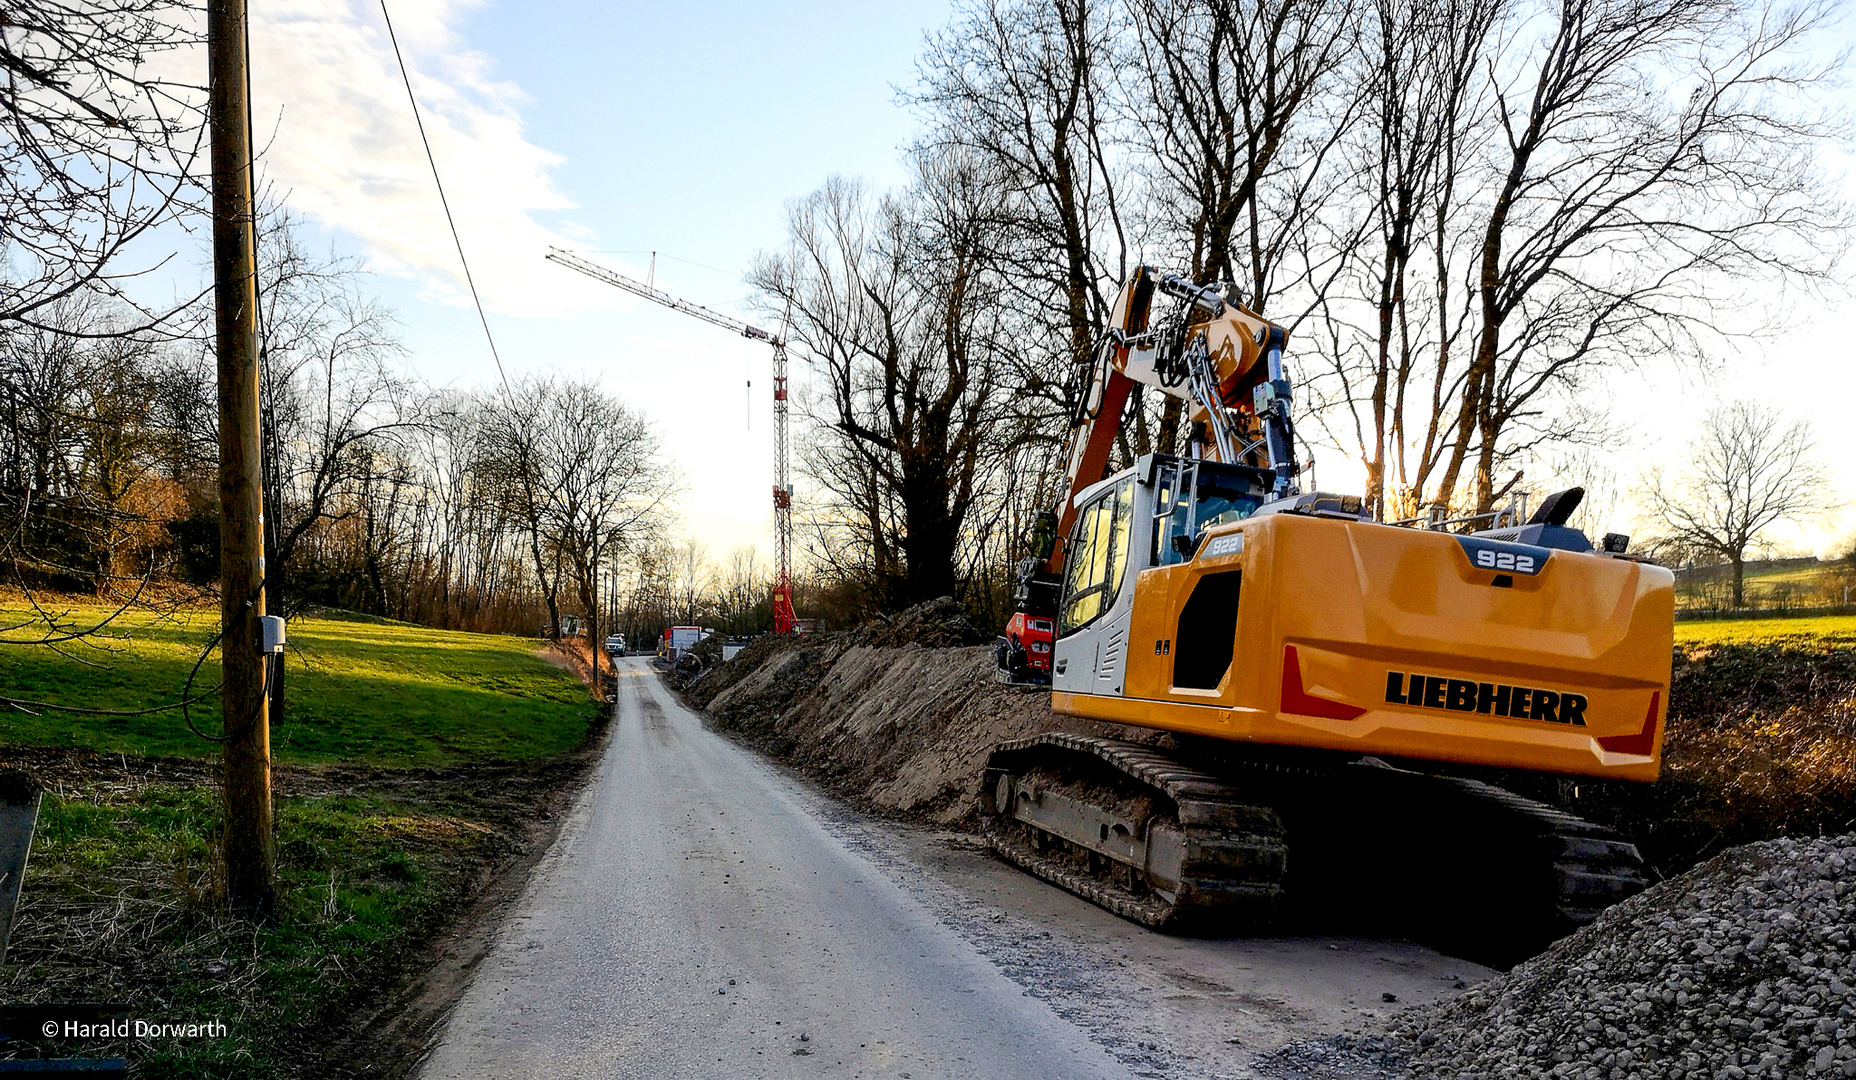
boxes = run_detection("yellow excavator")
[986,268,1672,959]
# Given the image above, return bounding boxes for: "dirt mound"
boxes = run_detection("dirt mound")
[840,595,992,649]
[1262,834,1856,1079]
[683,604,1155,823]
[682,629,727,667]
[673,597,990,709]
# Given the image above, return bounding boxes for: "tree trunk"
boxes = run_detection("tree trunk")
[901,457,960,606]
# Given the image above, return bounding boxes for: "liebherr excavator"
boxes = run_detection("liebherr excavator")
[986,268,1672,959]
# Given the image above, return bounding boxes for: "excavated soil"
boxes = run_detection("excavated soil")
[681,599,1165,824]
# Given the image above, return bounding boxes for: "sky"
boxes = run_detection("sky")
[238,0,950,564]
[223,0,1854,566]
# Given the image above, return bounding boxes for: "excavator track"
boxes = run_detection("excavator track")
[983,734,1647,961]
[982,733,1288,931]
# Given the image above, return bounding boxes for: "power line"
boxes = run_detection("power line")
[378,0,511,394]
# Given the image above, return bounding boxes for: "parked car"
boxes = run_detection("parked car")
[604,635,625,655]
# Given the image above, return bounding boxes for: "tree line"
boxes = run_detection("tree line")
[2,210,680,646]
[3,0,1846,642]
[0,4,705,647]
[755,0,1847,622]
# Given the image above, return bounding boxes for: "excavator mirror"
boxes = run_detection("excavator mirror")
[1172,533,1197,558]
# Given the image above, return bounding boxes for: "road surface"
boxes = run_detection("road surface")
[420,657,1487,1080]
[419,658,1139,1079]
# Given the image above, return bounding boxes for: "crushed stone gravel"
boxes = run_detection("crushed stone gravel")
[1259,834,1856,1080]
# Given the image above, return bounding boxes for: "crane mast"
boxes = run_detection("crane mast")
[546,248,798,635]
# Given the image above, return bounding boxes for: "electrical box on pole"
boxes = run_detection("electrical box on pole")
[545,249,798,634]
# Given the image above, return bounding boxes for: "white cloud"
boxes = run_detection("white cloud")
[249,0,623,315]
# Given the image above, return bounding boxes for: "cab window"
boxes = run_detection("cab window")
[1060,478,1135,635]
[1153,461,1267,566]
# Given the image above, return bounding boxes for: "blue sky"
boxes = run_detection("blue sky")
[233,0,1854,561]
[241,0,950,559]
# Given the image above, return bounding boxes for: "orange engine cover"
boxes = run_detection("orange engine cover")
[1053,513,1674,782]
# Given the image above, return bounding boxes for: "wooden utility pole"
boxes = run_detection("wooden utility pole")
[209,0,275,917]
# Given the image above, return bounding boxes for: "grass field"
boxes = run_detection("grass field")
[1676,558,1853,610]
[11,782,467,1074]
[0,602,600,1077]
[1674,613,1856,647]
[0,603,592,765]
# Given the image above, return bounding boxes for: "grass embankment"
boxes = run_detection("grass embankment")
[1,604,589,763]
[0,603,600,1078]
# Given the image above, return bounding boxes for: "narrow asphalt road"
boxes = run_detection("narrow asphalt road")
[419,658,1138,1080]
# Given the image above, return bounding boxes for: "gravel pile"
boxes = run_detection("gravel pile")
[1262,835,1856,1080]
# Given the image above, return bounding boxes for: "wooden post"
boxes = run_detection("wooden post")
[209,0,275,917]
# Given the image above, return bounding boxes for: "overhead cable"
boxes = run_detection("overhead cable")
[378,0,511,393]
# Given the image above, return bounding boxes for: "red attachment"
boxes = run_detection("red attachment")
[1005,612,1055,673]
[1279,645,1367,720]
[1596,692,1661,756]
[773,486,791,509]
[774,375,787,402]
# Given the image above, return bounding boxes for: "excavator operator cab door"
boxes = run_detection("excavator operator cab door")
[1053,471,1154,697]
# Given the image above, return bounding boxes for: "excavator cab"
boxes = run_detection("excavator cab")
[1151,457,1272,566]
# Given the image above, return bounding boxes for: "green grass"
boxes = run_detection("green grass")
[1676,559,1853,610]
[0,603,592,765]
[7,783,496,1077]
[0,602,597,1076]
[1674,613,1856,647]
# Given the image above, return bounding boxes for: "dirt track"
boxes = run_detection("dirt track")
[417,658,1487,1079]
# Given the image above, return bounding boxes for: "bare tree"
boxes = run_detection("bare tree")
[754,162,1013,609]
[539,382,674,670]
[912,0,1129,453]
[0,0,206,329]
[669,538,712,628]
[714,544,768,635]
[251,211,420,613]
[0,291,198,648]
[1302,0,1498,518]
[1303,0,1845,520]
[1124,0,1359,298]
[477,382,567,638]
[1432,0,1847,515]
[1642,401,1835,608]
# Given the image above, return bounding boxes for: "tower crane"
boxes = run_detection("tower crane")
[545,248,798,635]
